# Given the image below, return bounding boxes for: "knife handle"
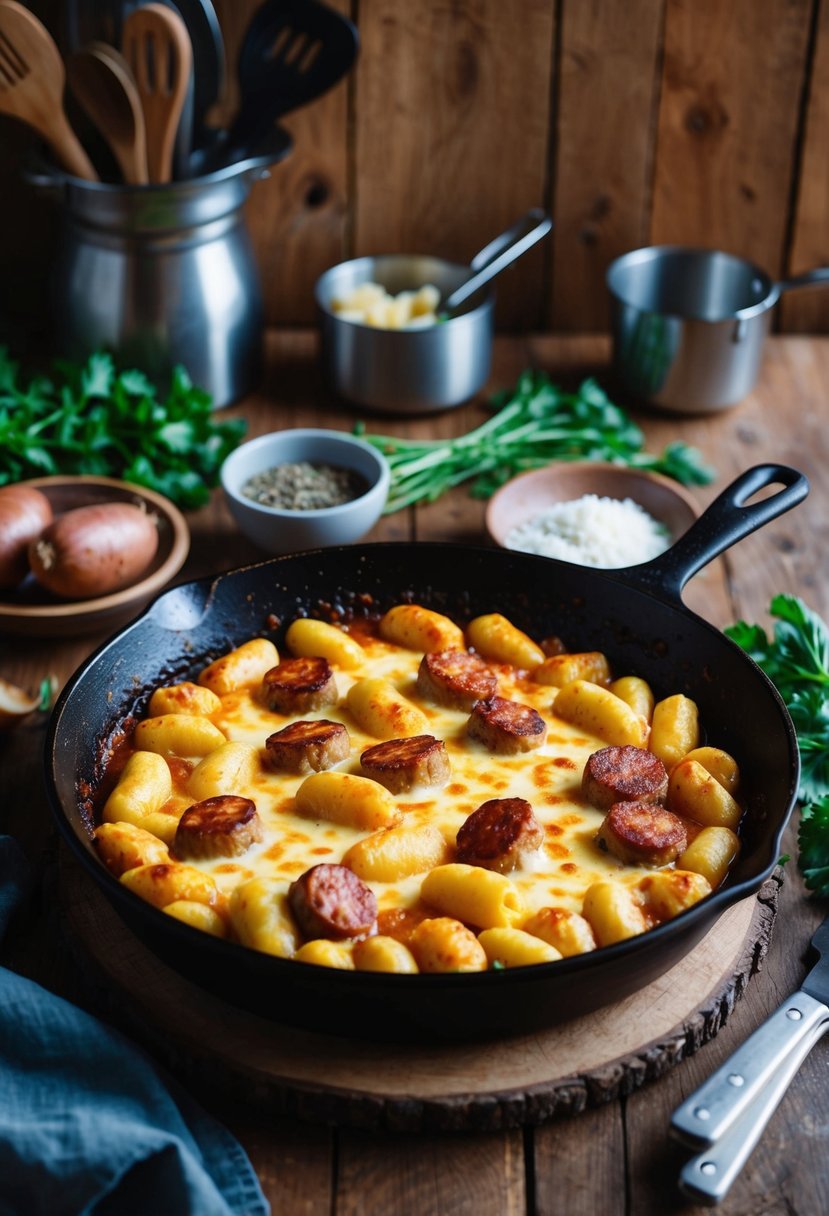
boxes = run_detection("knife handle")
[679,1015,829,1205]
[670,990,829,1149]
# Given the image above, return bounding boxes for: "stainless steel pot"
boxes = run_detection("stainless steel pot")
[315,210,551,414]
[607,245,829,414]
[26,130,291,409]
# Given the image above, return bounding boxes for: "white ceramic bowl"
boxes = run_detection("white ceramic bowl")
[220,429,390,555]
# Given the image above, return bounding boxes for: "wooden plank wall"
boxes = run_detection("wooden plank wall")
[3,0,829,338]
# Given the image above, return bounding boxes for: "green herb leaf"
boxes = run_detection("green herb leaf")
[798,795,829,896]
[0,348,246,509]
[358,369,715,514]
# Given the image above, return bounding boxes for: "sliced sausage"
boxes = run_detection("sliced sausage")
[582,745,668,811]
[456,797,544,874]
[288,863,378,941]
[265,719,350,773]
[173,795,263,860]
[595,801,687,868]
[261,656,338,714]
[416,649,497,710]
[467,695,547,754]
[359,734,450,793]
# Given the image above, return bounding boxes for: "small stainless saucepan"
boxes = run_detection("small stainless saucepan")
[315,209,552,414]
[607,245,829,414]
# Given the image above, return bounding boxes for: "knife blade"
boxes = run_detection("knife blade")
[670,912,829,1150]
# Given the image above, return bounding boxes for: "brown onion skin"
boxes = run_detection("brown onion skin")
[28,502,159,599]
[0,485,54,589]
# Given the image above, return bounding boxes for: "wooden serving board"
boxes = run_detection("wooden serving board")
[60,856,780,1134]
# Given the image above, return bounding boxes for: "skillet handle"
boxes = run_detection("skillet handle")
[618,464,809,602]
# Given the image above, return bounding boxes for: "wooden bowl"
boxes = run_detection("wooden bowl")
[485,462,700,564]
[0,476,190,637]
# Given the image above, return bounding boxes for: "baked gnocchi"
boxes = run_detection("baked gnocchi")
[93,606,744,973]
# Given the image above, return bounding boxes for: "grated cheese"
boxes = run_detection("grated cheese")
[504,493,670,568]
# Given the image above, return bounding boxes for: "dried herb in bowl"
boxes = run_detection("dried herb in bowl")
[241,462,369,511]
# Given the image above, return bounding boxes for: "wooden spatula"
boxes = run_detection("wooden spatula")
[0,0,97,180]
[122,3,192,184]
[67,42,149,185]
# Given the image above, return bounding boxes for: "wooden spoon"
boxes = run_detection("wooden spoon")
[122,3,192,184]
[67,42,149,185]
[0,0,97,180]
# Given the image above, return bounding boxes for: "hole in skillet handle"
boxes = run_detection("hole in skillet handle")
[613,464,809,603]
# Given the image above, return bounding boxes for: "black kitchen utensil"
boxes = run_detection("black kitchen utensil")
[46,465,806,1042]
[198,0,357,173]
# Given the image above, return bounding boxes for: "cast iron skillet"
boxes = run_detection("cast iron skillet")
[46,464,806,1041]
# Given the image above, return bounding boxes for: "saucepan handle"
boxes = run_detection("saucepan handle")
[617,464,809,602]
[776,266,829,294]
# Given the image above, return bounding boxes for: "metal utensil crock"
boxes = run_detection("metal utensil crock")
[607,245,829,414]
[28,132,291,408]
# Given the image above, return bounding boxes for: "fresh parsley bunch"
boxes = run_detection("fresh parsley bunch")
[358,371,715,514]
[725,594,829,895]
[0,347,246,509]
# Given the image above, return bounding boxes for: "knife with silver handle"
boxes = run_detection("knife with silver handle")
[671,914,829,1149]
[679,1010,829,1205]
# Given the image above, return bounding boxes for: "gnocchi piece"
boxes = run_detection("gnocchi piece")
[198,638,279,695]
[409,917,488,973]
[285,617,365,670]
[343,822,449,882]
[678,826,740,888]
[379,604,465,653]
[294,770,401,831]
[94,820,171,876]
[346,677,428,740]
[163,900,227,938]
[636,869,712,920]
[609,676,655,724]
[553,680,649,748]
[147,682,222,718]
[521,906,597,957]
[466,613,545,669]
[352,936,419,974]
[649,694,699,769]
[533,651,611,689]
[120,861,220,910]
[186,742,260,802]
[103,751,172,827]
[420,863,527,929]
[478,927,562,968]
[134,714,227,759]
[293,939,355,969]
[668,758,742,830]
[681,746,740,796]
[582,880,648,947]
[229,878,298,957]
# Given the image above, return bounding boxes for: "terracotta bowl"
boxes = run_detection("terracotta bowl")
[0,476,190,637]
[485,462,700,565]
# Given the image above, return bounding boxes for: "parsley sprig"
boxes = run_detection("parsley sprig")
[357,371,715,514]
[725,595,829,895]
[0,347,246,509]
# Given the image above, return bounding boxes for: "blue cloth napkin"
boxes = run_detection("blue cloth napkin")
[0,836,269,1216]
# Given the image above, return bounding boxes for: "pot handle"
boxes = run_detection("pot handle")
[616,464,809,602]
[776,266,829,294]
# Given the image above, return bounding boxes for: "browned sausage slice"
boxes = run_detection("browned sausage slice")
[265,719,350,773]
[595,801,687,867]
[261,656,338,714]
[288,863,378,941]
[467,696,547,753]
[174,795,263,860]
[416,649,497,710]
[582,745,668,810]
[456,797,544,873]
[359,734,450,793]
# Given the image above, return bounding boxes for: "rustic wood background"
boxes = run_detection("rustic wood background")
[3,0,829,342]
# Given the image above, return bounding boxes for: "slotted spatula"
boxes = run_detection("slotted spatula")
[122,2,192,183]
[0,0,96,180]
[199,0,357,173]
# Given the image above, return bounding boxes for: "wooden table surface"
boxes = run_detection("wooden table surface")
[2,333,828,1215]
